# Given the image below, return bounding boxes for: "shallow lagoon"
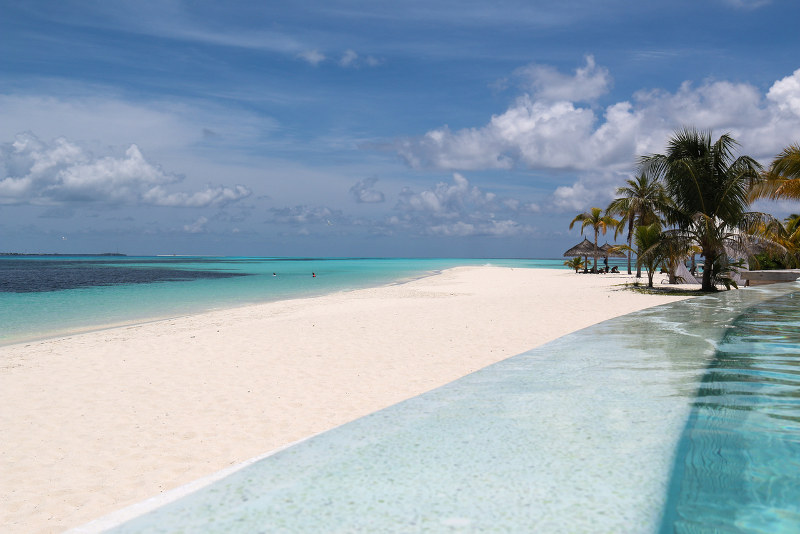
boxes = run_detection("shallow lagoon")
[0,256,569,345]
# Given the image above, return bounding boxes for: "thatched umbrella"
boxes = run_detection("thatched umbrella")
[599,242,626,258]
[563,238,597,272]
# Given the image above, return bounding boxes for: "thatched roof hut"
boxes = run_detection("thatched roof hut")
[563,237,599,273]
[564,239,625,273]
[563,238,596,258]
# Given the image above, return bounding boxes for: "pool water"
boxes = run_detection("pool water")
[76,283,800,533]
[661,290,800,532]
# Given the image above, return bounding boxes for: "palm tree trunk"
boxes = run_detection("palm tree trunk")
[701,259,713,290]
[626,215,633,275]
[702,267,713,291]
[635,212,643,278]
[635,234,643,278]
[593,230,599,272]
[701,249,715,291]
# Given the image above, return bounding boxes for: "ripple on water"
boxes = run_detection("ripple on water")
[661,290,800,532]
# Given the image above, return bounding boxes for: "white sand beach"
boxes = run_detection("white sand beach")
[0,266,693,533]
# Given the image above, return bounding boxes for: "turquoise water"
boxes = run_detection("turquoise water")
[661,290,800,532]
[90,281,800,533]
[0,256,568,346]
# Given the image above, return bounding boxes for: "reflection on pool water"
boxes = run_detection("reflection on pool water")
[81,283,800,533]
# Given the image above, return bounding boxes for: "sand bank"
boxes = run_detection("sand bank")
[0,266,692,533]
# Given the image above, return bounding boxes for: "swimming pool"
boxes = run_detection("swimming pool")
[77,282,800,533]
[661,288,800,532]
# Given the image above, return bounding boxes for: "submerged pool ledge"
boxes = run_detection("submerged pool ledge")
[75,283,799,533]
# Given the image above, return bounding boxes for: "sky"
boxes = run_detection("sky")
[2,0,800,258]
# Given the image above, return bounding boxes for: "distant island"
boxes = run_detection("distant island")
[0,252,127,257]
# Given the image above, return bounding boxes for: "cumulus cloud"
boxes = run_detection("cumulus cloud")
[426,218,530,238]
[385,173,536,237]
[143,184,252,207]
[0,133,251,207]
[396,173,494,215]
[515,55,611,103]
[767,70,800,117]
[268,205,343,225]
[396,60,800,211]
[551,173,626,211]
[349,176,385,203]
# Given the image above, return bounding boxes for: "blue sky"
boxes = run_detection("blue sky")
[2,0,800,257]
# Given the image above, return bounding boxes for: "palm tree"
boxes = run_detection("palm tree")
[759,214,800,268]
[658,230,701,284]
[615,223,665,288]
[782,214,800,266]
[750,143,800,200]
[784,213,800,238]
[640,128,771,291]
[569,208,619,272]
[563,257,586,273]
[606,173,668,276]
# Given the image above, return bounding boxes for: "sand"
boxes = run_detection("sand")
[0,266,693,533]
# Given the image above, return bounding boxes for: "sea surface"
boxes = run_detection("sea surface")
[0,256,570,346]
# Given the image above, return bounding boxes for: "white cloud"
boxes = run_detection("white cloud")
[385,173,535,237]
[551,172,625,212]
[397,96,604,171]
[268,205,343,225]
[340,49,358,67]
[0,133,251,207]
[396,173,490,215]
[184,216,208,233]
[552,182,593,212]
[338,49,382,68]
[143,184,252,207]
[427,219,528,238]
[349,176,385,203]
[298,50,326,66]
[514,55,611,103]
[397,61,800,211]
[299,47,381,68]
[767,69,800,117]
[396,126,512,171]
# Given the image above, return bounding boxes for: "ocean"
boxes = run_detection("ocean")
[0,256,570,346]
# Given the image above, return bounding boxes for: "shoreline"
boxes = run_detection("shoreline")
[1,266,693,533]
[0,268,450,348]
[0,259,481,348]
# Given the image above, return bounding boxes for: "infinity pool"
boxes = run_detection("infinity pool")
[76,282,800,533]
[661,288,800,532]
